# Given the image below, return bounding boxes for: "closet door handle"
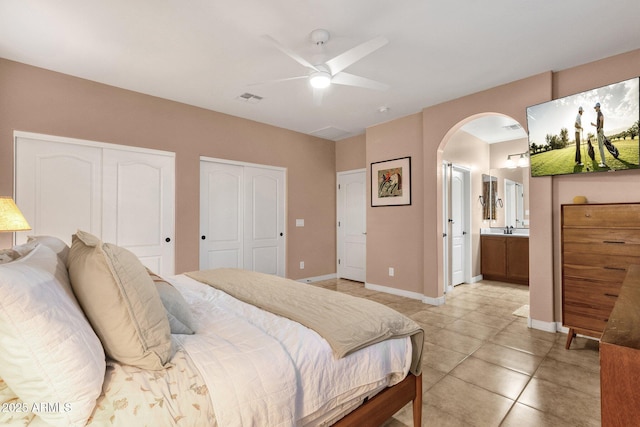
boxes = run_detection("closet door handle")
[165,237,171,243]
[201,235,206,240]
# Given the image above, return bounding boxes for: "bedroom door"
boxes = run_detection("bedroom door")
[200,159,285,276]
[14,132,176,275]
[337,170,366,282]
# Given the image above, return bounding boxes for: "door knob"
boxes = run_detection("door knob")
[165,237,171,243]
[201,235,206,240]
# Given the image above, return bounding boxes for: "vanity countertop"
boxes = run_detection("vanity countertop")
[480,228,529,237]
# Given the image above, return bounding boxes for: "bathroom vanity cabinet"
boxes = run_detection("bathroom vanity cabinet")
[561,203,640,349]
[480,235,529,285]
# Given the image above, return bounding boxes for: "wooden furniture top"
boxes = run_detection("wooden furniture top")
[601,264,640,349]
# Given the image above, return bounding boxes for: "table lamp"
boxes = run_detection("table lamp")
[0,197,31,232]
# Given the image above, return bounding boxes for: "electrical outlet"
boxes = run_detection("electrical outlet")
[389,267,394,277]
[300,261,305,269]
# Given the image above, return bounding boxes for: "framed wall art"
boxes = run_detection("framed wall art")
[371,156,411,207]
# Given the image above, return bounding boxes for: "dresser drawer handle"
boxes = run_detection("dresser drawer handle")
[602,240,625,244]
[603,266,626,271]
[604,293,618,298]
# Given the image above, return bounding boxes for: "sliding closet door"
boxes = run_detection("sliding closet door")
[199,161,244,270]
[199,159,285,276]
[15,132,176,275]
[243,166,285,276]
[102,149,175,275]
[15,137,103,244]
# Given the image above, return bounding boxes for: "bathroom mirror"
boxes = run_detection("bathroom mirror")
[481,174,497,221]
[484,167,529,228]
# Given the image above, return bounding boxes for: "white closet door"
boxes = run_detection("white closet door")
[15,137,102,246]
[199,159,285,276]
[199,161,244,270]
[102,149,175,275]
[243,166,285,276]
[15,132,175,276]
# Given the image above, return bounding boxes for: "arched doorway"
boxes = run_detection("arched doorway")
[440,113,529,292]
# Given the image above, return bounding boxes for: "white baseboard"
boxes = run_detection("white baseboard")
[422,295,446,306]
[470,274,483,283]
[365,282,425,302]
[528,318,558,333]
[297,273,337,284]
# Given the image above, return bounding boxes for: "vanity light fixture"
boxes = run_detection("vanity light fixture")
[506,152,529,168]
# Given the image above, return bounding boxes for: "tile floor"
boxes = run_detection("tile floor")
[313,278,601,427]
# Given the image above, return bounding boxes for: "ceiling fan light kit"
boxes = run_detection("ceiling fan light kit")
[310,70,331,88]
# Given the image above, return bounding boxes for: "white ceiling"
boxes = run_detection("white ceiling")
[1,0,639,141]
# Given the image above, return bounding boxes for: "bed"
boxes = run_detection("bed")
[0,231,423,427]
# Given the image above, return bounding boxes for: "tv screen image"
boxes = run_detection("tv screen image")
[527,77,639,177]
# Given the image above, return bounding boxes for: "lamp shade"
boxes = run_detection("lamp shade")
[0,197,31,232]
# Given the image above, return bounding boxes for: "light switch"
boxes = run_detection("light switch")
[296,219,304,227]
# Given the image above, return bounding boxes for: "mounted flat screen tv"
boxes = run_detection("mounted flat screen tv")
[527,77,639,177]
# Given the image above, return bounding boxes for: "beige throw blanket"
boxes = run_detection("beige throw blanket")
[186,268,423,375]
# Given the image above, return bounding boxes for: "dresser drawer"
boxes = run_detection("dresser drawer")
[562,252,640,271]
[562,228,640,245]
[563,264,629,283]
[563,277,621,306]
[563,311,608,334]
[562,204,640,227]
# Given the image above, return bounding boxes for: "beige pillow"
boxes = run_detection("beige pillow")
[67,231,172,370]
[148,270,196,335]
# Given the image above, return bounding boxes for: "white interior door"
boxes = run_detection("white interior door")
[451,168,465,285]
[443,164,471,287]
[102,149,175,275]
[337,170,366,282]
[243,166,285,276]
[200,159,285,276]
[199,161,244,270]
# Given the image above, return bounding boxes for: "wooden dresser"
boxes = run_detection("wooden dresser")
[600,264,640,427]
[561,203,640,349]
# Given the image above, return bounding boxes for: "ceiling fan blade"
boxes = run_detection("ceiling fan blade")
[325,36,388,75]
[331,72,389,91]
[262,35,319,71]
[248,75,308,86]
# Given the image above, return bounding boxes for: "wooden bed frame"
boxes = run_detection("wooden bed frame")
[333,373,422,427]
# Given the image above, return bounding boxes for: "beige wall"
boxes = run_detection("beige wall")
[366,113,424,295]
[0,59,336,279]
[336,134,366,172]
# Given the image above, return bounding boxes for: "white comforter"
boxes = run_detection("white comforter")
[170,274,412,427]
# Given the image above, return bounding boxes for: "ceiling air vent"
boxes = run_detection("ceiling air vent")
[236,92,263,103]
[503,124,522,131]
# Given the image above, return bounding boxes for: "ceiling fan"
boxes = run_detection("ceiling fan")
[256,29,389,99]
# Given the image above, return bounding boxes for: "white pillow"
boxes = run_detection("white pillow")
[27,235,70,266]
[0,244,106,427]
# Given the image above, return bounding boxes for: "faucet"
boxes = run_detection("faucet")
[504,226,514,234]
